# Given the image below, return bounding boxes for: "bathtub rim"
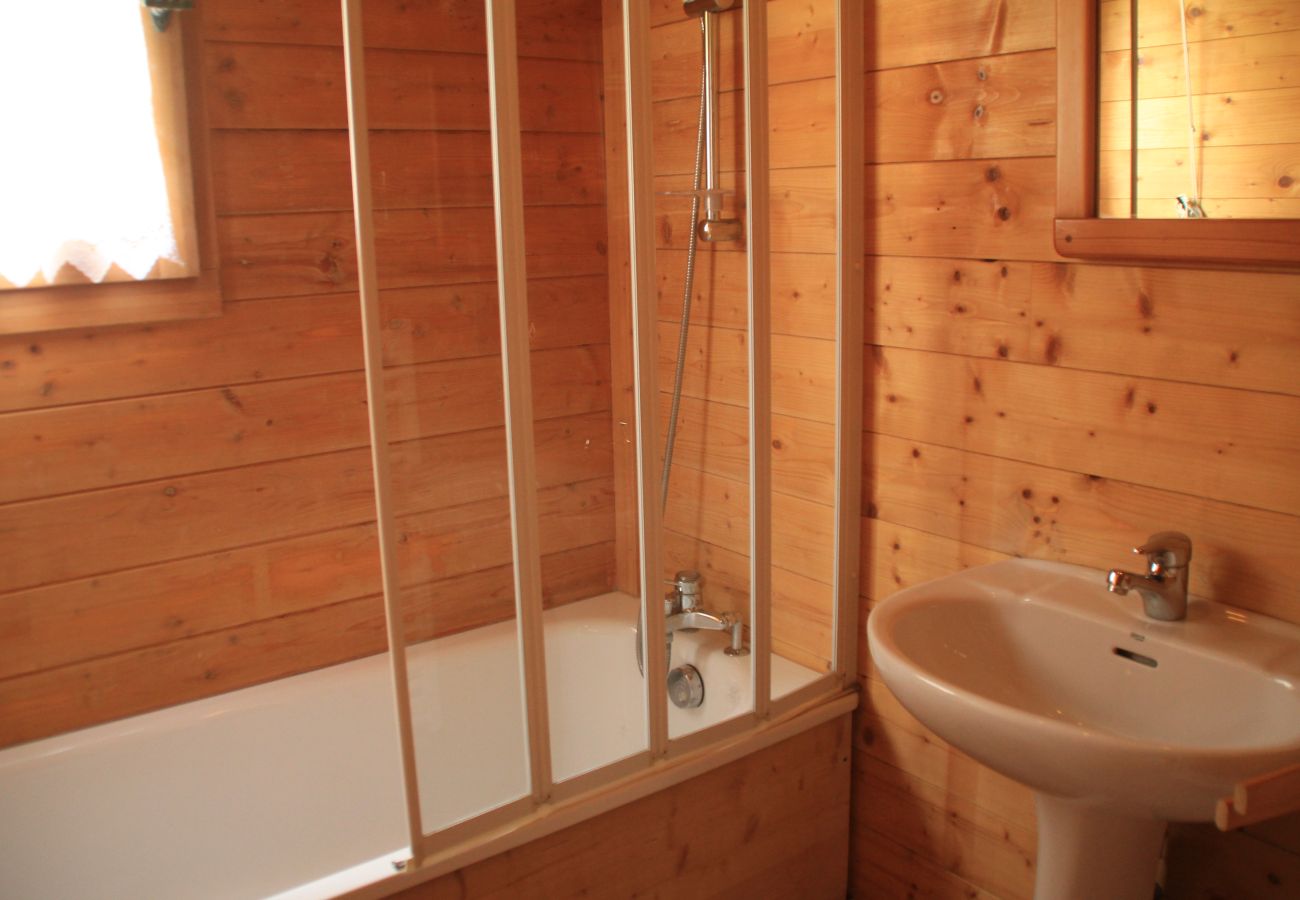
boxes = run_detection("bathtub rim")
[338,681,857,899]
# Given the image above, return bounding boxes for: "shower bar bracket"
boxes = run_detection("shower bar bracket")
[684,0,742,242]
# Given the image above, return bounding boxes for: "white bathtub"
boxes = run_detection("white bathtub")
[0,592,820,899]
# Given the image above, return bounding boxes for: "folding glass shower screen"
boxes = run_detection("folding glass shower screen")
[340,0,863,880]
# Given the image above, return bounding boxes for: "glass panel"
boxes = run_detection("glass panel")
[516,3,647,784]
[378,16,530,831]
[766,2,838,700]
[652,5,758,739]
[1098,1,1300,219]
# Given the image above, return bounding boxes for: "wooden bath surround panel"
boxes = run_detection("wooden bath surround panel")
[387,715,852,900]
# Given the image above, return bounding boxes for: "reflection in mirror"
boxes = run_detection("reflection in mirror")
[1096,1,1300,220]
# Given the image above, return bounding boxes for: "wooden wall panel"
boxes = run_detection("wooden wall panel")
[0,277,608,413]
[868,157,1060,261]
[0,1,614,749]
[871,346,1300,516]
[658,248,837,340]
[866,50,1056,164]
[0,482,615,747]
[211,130,605,214]
[869,431,1300,622]
[217,205,607,301]
[870,257,1300,396]
[205,44,602,133]
[0,346,608,503]
[208,0,603,60]
[854,1,1300,897]
[654,78,838,174]
[650,0,836,100]
[658,394,836,506]
[854,753,1036,900]
[865,0,1053,72]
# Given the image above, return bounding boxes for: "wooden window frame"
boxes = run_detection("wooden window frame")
[1055,0,1300,269]
[0,6,221,336]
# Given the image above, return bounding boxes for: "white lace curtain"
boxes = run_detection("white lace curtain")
[0,1,181,288]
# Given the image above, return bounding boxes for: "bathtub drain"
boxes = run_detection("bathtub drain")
[668,664,705,708]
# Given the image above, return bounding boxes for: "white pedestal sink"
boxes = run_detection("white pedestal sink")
[866,559,1300,900]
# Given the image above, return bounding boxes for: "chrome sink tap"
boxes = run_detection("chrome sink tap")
[1106,531,1193,621]
[637,570,748,676]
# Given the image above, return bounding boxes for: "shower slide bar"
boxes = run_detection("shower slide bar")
[338,0,864,884]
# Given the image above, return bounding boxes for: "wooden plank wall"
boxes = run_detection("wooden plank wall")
[1097,0,1300,218]
[853,1,1300,897]
[0,0,614,749]
[634,0,840,673]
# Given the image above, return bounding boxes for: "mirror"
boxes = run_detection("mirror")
[1098,0,1299,220]
[1055,0,1300,266]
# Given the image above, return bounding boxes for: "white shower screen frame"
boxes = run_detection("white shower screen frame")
[337,0,865,891]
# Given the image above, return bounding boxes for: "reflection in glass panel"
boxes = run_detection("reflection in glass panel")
[1098,1,1300,219]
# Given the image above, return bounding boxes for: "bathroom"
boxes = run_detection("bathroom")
[0,0,1297,898]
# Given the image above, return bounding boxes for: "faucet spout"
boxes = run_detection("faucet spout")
[666,609,749,657]
[666,608,731,632]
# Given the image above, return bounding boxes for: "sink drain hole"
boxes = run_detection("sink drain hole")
[1113,646,1158,668]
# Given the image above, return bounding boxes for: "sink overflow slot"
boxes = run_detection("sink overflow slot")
[1113,646,1158,668]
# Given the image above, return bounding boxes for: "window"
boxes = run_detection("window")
[0,1,219,334]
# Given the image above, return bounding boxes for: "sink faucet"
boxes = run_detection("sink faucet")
[1106,531,1192,621]
[637,570,748,676]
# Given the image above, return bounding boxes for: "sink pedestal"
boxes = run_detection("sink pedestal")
[1034,795,1165,900]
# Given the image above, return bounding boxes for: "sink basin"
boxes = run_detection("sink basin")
[867,558,1300,900]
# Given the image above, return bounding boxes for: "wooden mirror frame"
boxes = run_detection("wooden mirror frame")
[1055,0,1300,268]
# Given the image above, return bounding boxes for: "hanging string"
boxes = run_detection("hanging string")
[1177,0,1206,217]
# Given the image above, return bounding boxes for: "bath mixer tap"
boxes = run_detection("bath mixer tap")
[665,608,747,657]
[1106,531,1192,621]
[637,570,748,676]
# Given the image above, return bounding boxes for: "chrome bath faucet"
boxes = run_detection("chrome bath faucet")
[637,570,748,676]
[663,570,747,658]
